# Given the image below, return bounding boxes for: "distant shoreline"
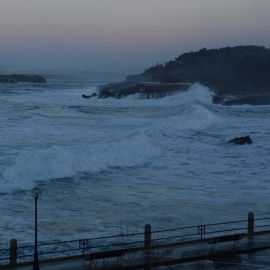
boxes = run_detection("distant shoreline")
[0,74,47,83]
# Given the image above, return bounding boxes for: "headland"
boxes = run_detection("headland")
[83,46,270,105]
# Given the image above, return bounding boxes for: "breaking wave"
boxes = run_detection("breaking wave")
[1,134,160,192]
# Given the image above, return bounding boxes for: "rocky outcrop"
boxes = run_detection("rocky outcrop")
[0,74,47,83]
[213,95,270,105]
[82,81,192,99]
[98,81,142,98]
[228,136,253,145]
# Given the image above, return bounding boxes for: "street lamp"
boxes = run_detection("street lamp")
[31,187,42,270]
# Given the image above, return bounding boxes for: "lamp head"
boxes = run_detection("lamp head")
[31,187,42,199]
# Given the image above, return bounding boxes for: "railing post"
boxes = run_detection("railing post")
[198,225,206,240]
[248,212,254,236]
[144,224,151,270]
[9,238,17,267]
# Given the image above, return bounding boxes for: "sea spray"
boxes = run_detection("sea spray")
[126,82,213,104]
[143,85,219,137]
[164,83,213,105]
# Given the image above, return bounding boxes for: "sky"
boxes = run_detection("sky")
[1,0,270,74]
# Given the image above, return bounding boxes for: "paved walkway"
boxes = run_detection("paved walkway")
[7,231,270,269]
[169,232,270,269]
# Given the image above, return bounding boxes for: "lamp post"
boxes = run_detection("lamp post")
[31,187,42,270]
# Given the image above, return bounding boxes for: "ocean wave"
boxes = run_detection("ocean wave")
[1,134,160,192]
[162,83,214,105]
[146,104,220,139]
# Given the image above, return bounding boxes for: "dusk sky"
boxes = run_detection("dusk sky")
[1,0,270,74]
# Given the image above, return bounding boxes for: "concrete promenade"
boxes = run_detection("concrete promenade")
[13,230,270,270]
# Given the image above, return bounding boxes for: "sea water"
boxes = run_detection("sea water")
[0,78,270,247]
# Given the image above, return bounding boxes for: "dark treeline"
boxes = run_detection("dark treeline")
[127,45,270,94]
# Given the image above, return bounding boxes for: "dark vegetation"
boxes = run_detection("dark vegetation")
[127,45,270,95]
[80,45,270,104]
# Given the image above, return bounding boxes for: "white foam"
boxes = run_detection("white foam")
[124,82,213,105]
[163,83,214,105]
[146,104,220,141]
[92,83,213,107]
[1,134,160,192]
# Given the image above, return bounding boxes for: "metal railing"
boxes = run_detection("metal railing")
[1,212,270,268]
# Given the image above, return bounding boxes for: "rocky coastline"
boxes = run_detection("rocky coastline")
[83,46,270,105]
[0,74,47,83]
[82,81,192,99]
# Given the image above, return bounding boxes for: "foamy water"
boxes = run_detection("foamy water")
[0,79,270,245]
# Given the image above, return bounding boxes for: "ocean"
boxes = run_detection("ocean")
[0,77,270,247]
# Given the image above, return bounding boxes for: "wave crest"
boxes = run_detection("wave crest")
[1,134,160,192]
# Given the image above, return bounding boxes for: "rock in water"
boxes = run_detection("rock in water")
[228,136,253,145]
